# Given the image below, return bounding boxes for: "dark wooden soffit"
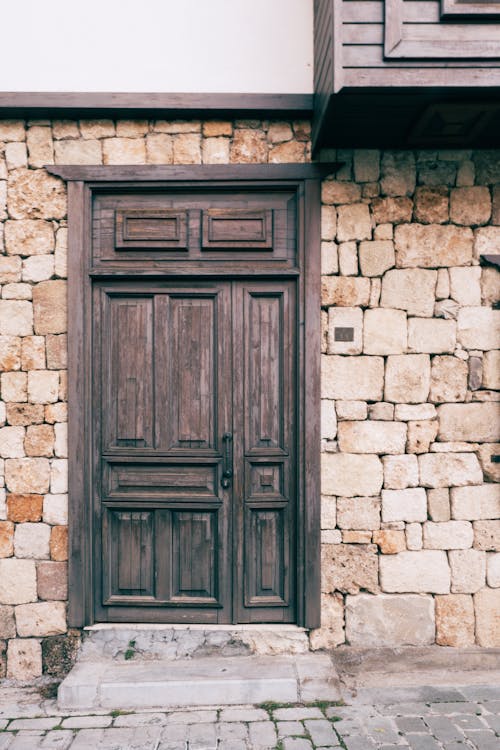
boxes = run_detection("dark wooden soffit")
[0,92,313,119]
[47,163,340,182]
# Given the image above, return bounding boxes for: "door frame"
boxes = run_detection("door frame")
[48,163,331,630]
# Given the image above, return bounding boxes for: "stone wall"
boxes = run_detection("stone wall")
[0,118,498,680]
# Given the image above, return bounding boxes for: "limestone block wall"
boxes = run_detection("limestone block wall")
[0,118,498,680]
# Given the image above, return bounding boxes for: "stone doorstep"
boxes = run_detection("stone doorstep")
[57,654,341,712]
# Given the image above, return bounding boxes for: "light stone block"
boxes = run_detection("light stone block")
[15,601,66,637]
[0,558,37,603]
[102,137,146,165]
[33,280,67,335]
[395,404,437,421]
[338,242,358,275]
[423,521,473,550]
[457,307,500,351]
[43,494,68,525]
[55,227,67,278]
[449,549,486,593]
[336,497,380,530]
[321,242,338,275]
[449,267,482,306]
[26,126,54,168]
[380,550,450,593]
[487,553,500,587]
[0,300,33,336]
[327,307,362,355]
[321,277,370,307]
[474,588,500,647]
[407,420,439,454]
[483,350,500,390]
[374,223,393,240]
[1,371,27,402]
[321,206,337,240]
[381,269,437,317]
[27,370,59,404]
[336,203,372,242]
[338,421,407,455]
[54,422,68,458]
[382,488,427,522]
[370,279,382,307]
[321,496,336,529]
[322,543,378,594]
[309,593,345,650]
[373,529,406,554]
[451,485,500,521]
[450,186,491,226]
[322,355,384,401]
[322,180,361,205]
[5,457,50,494]
[321,400,337,440]
[7,639,42,680]
[363,309,407,355]
[383,455,419,489]
[436,269,450,300]
[368,402,394,420]
[322,453,383,497]
[419,453,483,488]
[474,520,500,551]
[14,522,51,559]
[430,355,468,403]
[5,142,27,170]
[345,594,435,647]
[22,255,55,283]
[79,119,115,138]
[435,594,475,647]
[408,319,456,354]
[385,354,430,403]
[0,426,25,458]
[394,225,473,268]
[54,139,102,164]
[335,401,367,421]
[358,240,395,277]
[7,169,66,220]
[438,403,500,443]
[427,488,451,522]
[0,256,21,284]
[406,523,423,550]
[51,459,68,494]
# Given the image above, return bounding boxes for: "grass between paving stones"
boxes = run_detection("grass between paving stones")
[257,700,346,750]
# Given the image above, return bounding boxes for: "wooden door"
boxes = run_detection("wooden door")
[93,277,296,623]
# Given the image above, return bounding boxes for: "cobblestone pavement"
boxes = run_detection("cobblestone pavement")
[0,685,498,749]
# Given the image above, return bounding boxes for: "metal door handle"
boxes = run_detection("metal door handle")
[221,432,233,488]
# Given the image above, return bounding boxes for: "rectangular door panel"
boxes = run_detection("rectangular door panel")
[104,461,218,501]
[103,509,155,603]
[245,507,289,607]
[170,511,219,604]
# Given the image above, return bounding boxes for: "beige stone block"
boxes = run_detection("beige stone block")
[54,423,67,458]
[429,355,468,404]
[45,402,67,425]
[336,401,368,421]
[382,488,427,522]
[338,242,358,276]
[477,443,500,483]
[0,180,6,220]
[371,196,412,224]
[322,529,342,544]
[14,522,50,559]
[322,355,384,401]
[322,453,383,497]
[6,403,44,425]
[336,497,380,530]
[435,594,475,647]
[269,141,305,163]
[373,529,406,554]
[374,223,393,241]
[338,421,407,455]
[419,453,483,488]
[342,530,372,543]
[0,336,21,371]
[0,256,22,283]
[115,120,149,137]
[407,420,439,454]
[27,371,59,405]
[383,455,418,490]
[475,227,500,262]
[363,309,407,355]
[474,587,500,646]
[5,457,50,493]
[26,126,54,168]
[394,403,437,421]
[143,133,173,164]
[413,186,449,224]
[0,520,14,557]
[408,319,456,354]
[428,488,451,522]
[0,558,37,603]
[481,267,500,306]
[436,269,450,300]
[33,280,67,335]
[450,186,491,226]
[380,151,415,197]
[7,168,66,220]
[487,553,500,587]
[0,426,25,458]
[202,121,233,138]
[0,120,25,141]
[309,593,345,650]
[79,119,115,139]
[45,334,67,371]
[36,560,68,600]
[369,278,381,308]
[337,203,372,242]
[474,520,500,551]
[0,300,33,336]
[423,520,473,550]
[321,181,361,205]
[449,549,486,593]
[102,137,146,165]
[321,543,378,594]
[51,459,68,494]
[321,496,337,529]
[380,549,450,593]
[1,371,27,402]
[321,400,337,440]
[451,485,500,521]
[51,120,80,139]
[55,227,67,278]
[438,402,500,443]
[15,601,66,637]
[385,354,431,403]
[0,604,16,638]
[7,639,42,680]
[449,267,482,307]
[5,142,27,170]
[54,139,102,164]
[482,350,500,390]
[154,120,201,134]
[381,269,437,317]
[395,225,473,268]
[24,424,54,457]
[321,277,370,307]
[230,129,267,163]
[3,283,32,300]
[406,522,423,550]
[321,242,338,275]
[43,494,68,526]
[358,240,395,277]
[22,255,54,283]
[21,337,45,371]
[346,593,435,647]
[327,307,362,354]
[368,402,394,420]
[353,150,380,182]
[321,205,337,240]
[202,137,230,165]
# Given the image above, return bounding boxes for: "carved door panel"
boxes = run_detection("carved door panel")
[93,278,296,623]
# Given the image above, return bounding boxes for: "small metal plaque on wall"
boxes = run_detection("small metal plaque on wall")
[334,327,355,342]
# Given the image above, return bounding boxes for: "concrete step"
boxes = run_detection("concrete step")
[79,623,311,662]
[58,654,341,711]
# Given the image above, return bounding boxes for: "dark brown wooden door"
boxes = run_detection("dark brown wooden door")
[93,278,296,623]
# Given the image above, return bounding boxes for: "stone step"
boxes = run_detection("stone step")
[79,623,311,662]
[58,654,341,711]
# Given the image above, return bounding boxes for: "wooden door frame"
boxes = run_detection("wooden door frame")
[48,163,333,630]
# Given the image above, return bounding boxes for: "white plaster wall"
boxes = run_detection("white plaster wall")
[0,0,313,94]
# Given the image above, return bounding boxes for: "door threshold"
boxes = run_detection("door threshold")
[85,623,308,632]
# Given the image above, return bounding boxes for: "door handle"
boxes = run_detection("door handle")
[221,432,233,488]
